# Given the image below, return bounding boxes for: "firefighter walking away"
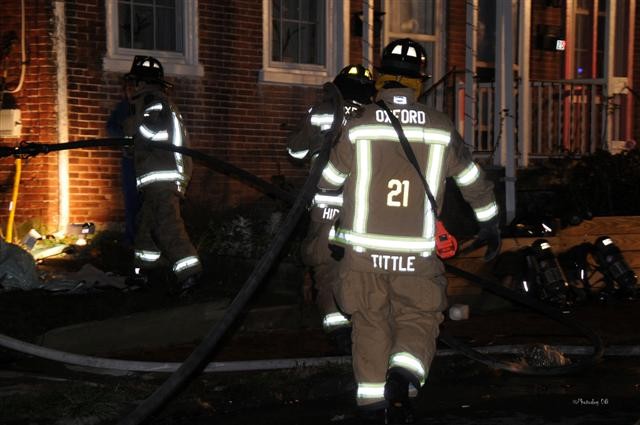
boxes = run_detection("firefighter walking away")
[123,56,203,295]
[287,64,376,354]
[318,39,500,423]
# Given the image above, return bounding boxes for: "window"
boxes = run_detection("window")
[103,0,203,77]
[118,0,183,52]
[271,0,325,65]
[261,0,345,86]
[383,0,441,81]
[574,1,605,78]
[476,0,519,74]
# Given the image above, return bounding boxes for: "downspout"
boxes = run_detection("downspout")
[53,1,69,235]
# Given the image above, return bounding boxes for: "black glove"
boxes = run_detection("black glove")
[476,217,502,262]
[329,244,345,261]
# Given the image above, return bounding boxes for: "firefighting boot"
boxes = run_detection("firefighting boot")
[328,327,352,355]
[177,273,202,298]
[125,268,149,292]
[384,368,416,424]
[358,403,387,424]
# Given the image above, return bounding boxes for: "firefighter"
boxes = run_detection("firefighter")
[123,56,202,294]
[287,64,375,354]
[318,39,500,423]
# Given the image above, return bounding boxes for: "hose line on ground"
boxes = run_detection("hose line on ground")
[0,331,636,375]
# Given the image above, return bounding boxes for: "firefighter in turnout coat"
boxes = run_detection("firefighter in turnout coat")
[287,65,376,353]
[317,39,500,423]
[124,56,202,293]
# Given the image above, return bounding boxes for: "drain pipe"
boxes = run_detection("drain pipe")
[53,1,70,236]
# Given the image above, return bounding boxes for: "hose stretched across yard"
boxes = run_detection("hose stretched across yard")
[0,84,606,423]
[0,331,635,375]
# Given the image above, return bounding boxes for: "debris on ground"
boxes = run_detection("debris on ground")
[0,238,40,291]
[521,344,572,368]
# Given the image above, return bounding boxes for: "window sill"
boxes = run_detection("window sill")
[259,67,331,87]
[103,55,204,78]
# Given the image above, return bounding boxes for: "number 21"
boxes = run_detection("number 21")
[387,179,410,207]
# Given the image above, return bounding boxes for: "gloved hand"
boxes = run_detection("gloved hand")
[329,244,345,261]
[476,217,502,262]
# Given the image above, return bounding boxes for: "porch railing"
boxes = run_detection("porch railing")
[423,76,630,162]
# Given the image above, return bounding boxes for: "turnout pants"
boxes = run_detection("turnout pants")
[302,219,349,332]
[335,269,447,408]
[313,259,350,331]
[134,185,202,282]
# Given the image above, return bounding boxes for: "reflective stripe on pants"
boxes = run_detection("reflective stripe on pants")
[335,269,447,406]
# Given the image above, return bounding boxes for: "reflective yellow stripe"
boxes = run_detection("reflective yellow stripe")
[389,352,426,385]
[334,229,435,253]
[313,192,343,207]
[139,125,169,141]
[353,140,372,234]
[455,162,480,186]
[321,161,348,187]
[310,113,334,130]
[475,201,499,222]
[136,170,187,188]
[349,126,451,146]
[171,113,185,175]
[173,256,200,273]
[357,382,386,400]
[424,143,445,240]
[424,128,451,145]
[287,147,309,159]
[322,312,351,329]
[135,250,161,263]
[144,102,163,113]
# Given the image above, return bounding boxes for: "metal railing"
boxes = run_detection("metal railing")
[423,77,630,163]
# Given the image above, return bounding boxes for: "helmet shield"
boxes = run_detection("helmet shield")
[125,55,172,88]
[378,38,429,80]
[332,64,375,104]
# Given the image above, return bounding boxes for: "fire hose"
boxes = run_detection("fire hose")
[0,82,605,423]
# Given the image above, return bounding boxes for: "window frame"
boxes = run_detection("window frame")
[260,0,346,86]
[103,0,204,77]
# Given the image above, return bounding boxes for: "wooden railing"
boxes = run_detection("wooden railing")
[422,77,630,162]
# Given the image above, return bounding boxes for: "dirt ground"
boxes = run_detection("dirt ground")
[1,249,640,424]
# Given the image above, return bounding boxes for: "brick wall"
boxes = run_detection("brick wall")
[1,1,639,238]
[0,0,59,237]
[447,0,466,71]
[3,1,327,235]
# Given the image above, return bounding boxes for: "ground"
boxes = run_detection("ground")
[1,244,639,424]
